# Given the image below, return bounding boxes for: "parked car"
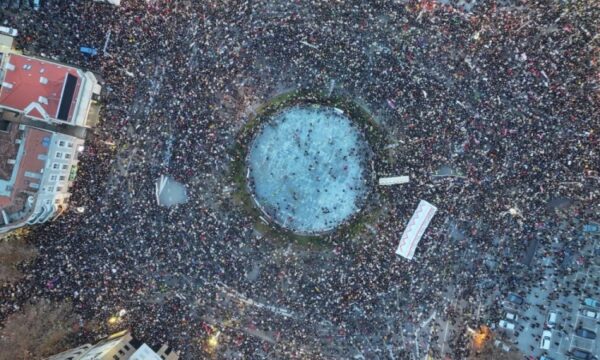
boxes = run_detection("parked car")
[80,46,98,57]
[498,320,515,330]
[583,223,599,233]
[569,348,595,360]
[540,330,552,350]
[583,298,600,309]
[574,328,596,340]
[546,311,558,328]
[506,293,524,305]
[540,356,556,360]
[505,311,519,321]
[0,25,18,37]
[579,308,600,319]
[494,339,511,352]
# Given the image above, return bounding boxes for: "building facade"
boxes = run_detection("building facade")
[0,122,83,233]
[0,49,100,233]
[46,330,179,360]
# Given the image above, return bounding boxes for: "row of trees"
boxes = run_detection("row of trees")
[0,229,37,283]
[0,230,79,360]
[0,299,77,360]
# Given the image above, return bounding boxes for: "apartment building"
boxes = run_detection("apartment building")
[0,121,83,233]
[46,330,179,360]
[0,52,101,127]
[0,49,100,233]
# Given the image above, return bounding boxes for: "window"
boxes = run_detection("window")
[62,164,69,170]
[58,141,65,147]
[0,119,10,132]
[113,356,120,360]
[59,176,66,181]
[67,142,73,148]
[124,345,131,351]
[56,186,63,192]
[55,152,62,159]
[54,199,61,204]
[50,175,57,181]
[65,153,71,159]
[52,163,59,169]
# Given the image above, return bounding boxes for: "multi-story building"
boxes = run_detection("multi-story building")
[46,330,179,360]
[0,121,84,232]
[0,49,100,233]
[0,52,101,127]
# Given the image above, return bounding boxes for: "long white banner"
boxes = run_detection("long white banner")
[396,200,437,260]
[378,176,410,186]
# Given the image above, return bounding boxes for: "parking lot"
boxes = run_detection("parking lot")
[496,234,600,360]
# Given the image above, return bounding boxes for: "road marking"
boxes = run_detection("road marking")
[569,330,575,350]
[423,321,435,360]
[421,311,436,328]
[440,321,450,355]
[415,328,420,360]
[583,266,593,287]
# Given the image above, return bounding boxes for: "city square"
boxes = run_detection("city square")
[0,0,598,359]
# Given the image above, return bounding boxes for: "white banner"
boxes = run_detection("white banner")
[378,176,409,186]
[396,200,437,260]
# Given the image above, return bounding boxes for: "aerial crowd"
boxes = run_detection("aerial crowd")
[0,0,598,358]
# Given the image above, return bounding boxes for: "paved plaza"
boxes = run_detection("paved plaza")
[0,0,598,359]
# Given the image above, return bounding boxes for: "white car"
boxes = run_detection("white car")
[546,311,558,328]
[540,330,552,350]
[494,339,511,352]
[580,308,600,320]
[0,26,18,37]
[499,320,515,330]
[505,312,519,321]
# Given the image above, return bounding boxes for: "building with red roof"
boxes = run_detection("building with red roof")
[0,50,98,233]
[0,121,84,233]
[0,53,100,127]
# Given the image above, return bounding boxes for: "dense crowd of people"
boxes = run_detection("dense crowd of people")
[0,0,598,358]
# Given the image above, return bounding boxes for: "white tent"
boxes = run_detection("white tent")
[396,200,437,260]
[94,0,121,5]
[155,175,188,207]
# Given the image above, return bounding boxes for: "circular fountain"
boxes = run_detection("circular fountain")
[247,104,371,235]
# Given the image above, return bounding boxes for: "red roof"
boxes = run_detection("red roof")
[0,54,81,123]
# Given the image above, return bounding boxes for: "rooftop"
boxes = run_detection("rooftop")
[0,54,82,123]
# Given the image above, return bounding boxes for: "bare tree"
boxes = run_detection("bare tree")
[0,229,38,284]
[0,230,38,285]
[0,299,77,360]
